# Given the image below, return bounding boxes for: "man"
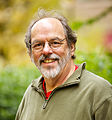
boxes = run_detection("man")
[16,9,112,120]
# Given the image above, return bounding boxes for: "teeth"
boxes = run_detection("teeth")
[44,59,55,63]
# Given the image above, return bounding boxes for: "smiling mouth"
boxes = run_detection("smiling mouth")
[41,58,59,64]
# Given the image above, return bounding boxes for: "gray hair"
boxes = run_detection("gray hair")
[25,9,77,59]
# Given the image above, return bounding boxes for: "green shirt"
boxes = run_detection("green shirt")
[15,63,112,120]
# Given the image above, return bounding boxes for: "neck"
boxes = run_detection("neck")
[44,60,75,92]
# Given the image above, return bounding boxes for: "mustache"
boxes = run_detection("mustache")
[38,54,60,63]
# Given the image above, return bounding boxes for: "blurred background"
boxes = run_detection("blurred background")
[0,0,112,119]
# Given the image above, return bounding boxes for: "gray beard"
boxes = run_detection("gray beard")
[37,50,71,79]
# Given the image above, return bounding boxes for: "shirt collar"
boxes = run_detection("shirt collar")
[31,62,86,90]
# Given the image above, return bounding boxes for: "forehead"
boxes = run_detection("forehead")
[31,18,65,40]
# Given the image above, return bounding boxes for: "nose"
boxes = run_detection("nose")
[42,42,53,55]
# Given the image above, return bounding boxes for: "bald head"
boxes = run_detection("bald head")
[31,18,65,41]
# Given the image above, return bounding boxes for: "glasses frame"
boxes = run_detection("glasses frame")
[28,37,66,53]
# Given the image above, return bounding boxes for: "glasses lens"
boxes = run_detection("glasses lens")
[50,40,63,49]
[31,38,65,51]
[32,42,43,51]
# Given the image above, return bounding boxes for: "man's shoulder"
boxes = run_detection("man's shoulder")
[81,69,111,86]
[81,69,112,111]
[76,62,111,87]
[81,69,112,96]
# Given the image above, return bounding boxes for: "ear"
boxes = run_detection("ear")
[70,43,75,57]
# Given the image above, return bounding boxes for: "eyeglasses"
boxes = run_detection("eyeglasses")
[29,37,66,52]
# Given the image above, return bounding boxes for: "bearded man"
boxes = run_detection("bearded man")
[15,9,112,120]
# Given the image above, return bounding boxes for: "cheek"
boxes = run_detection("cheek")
[55,48,69,58]
[32,52,40,62]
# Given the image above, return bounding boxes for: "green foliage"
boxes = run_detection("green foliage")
[70,21,84,30]
[75,51,112,83]
[0,52,112,120]
[0,65,40,120]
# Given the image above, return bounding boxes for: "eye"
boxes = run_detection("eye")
[32,43,42,48]
[51,41,60,47]
[50,41,61,48]
[53,41,60,45]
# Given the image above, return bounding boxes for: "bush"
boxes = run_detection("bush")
[0,65,40,120]
[75,51,112,83]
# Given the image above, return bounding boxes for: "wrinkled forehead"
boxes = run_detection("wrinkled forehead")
[31,18,65,38]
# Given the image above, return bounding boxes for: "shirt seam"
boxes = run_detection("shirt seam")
[94,95,112,113]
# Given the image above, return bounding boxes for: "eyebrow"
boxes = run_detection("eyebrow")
[50,37,61,41]
[32,40,41,45]
[32,37,62,44]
